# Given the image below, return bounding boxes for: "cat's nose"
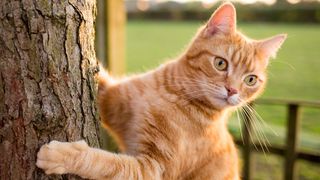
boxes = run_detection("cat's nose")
[225,86,238,97]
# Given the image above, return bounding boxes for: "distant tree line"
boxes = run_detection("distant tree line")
[127,1,320,23]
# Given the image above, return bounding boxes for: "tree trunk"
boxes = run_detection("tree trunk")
[0,0,101,179]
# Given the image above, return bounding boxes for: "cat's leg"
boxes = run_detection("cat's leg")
[36,140,162,179]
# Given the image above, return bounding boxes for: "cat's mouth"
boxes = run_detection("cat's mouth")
[227,98,239,106]
[214,95,240,107]
[227,94,241,106]
[213,96,231,107]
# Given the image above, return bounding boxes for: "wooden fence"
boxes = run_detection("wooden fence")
[238,98,320,180]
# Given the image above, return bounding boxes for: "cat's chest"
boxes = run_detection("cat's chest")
[175,132,212,160]
[173,130,235,178]
[178,125,231,158]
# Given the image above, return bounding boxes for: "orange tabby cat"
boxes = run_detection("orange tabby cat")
[37,2,286,179]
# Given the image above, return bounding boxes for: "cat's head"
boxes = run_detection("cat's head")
[182,2,286,110]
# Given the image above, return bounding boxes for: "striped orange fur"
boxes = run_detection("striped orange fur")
[37,2,286,179]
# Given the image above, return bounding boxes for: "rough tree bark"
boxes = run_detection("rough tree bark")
[0,0,101,179]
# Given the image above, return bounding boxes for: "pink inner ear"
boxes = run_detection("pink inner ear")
[258,34,287,59]
[206,3,236,35]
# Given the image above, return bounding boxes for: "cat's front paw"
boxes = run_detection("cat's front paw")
[36,140,89,175]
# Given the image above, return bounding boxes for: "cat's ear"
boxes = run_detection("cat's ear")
[257,34,287,60]
[204,2,237,36]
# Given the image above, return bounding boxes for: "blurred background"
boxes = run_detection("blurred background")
[98,0,320,179]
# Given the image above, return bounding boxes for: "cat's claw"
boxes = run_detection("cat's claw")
[36,140,89,175]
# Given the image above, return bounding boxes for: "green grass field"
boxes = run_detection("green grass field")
[126,20,320,179]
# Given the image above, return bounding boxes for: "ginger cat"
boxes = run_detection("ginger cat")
[36,2,286,179]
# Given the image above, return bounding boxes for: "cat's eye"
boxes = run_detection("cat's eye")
[214,57,228,71]
[244,75,258,86]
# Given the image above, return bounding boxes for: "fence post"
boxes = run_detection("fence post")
[242,104,254,180]
[284,104,301,180]
[106,0,126,75]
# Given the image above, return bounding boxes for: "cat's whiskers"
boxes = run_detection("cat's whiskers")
[244,105,271,149]
[272,60,296,71]
[245,103,278,137]
[241,105,268,156]
[242,102,276,148]
[235,109,244,144]
[240,102,281,167]
[238,107,259,151]
[240,101,266,142]
[237,98,277,158]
